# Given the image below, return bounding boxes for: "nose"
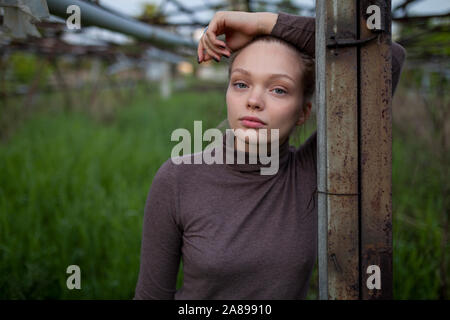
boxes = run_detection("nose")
[247,88,264,111]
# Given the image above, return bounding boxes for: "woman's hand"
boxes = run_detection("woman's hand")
[197,11,278,63]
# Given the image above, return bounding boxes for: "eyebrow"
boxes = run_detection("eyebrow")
[230,67,296,84]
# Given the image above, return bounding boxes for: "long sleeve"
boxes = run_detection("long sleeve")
[270,12,406,96]
[275,12,407,176]
[134,160,182,300]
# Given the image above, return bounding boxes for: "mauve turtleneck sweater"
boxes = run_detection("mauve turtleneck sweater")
[134,12,406,300]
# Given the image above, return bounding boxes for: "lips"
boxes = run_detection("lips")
[240,116,267,128]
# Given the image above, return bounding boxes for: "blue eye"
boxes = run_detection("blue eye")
[273,88,287,95]
[233,82,247,89]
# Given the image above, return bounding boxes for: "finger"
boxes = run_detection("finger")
[198,26,213,62]
[204,29,224,59]
[211,38,231,57]
[204,16,232,56]
[198,36,211,62]
[199,39,214,62]
[200,42,213,62]
[214,38,231,53]
[204,35,221,59]
[205,24,231,53]
[204,33,230,59]
[203,36,222,61]
[204,51,213,62]
[203,49,217,63]
[197,39,204,62]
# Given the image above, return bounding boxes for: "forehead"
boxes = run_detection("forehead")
[231,41,302,81]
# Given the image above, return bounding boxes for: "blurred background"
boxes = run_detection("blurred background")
[0,0,448,299]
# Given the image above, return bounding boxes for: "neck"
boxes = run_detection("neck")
[222,130,291,175]
[233,135,288,153]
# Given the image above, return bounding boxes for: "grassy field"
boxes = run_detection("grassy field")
[0,82,446,299]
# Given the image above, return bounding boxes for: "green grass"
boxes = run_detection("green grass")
[0,84,446,299]
[0,85,228,299]
[392,129,447,299]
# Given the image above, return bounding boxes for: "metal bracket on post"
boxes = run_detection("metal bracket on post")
[326,34,378,48]
[327,0,389,50]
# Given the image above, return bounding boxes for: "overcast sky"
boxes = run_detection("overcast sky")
[101,0,450,21]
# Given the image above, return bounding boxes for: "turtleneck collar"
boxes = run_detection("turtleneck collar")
[221,131,290,175]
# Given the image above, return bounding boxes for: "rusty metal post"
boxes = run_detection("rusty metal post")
[359,0,393,299]
[316,0,393,299]
[316,0,328,299]
[316,0,360,299]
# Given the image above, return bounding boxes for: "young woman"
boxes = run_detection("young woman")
[134,11,406,300]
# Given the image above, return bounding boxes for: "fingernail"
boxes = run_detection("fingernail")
[213,57,219,62]
[197,57,200,64]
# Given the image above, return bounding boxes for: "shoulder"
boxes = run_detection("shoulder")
[155,151,206,184]
[392,42,406,66]
[153,158,177,184]
[148,157,185,202]
[146,159,178,205]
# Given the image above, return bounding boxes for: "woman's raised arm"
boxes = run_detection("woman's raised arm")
[198,11,277,62]
[199,11,406,96]
[270,12,406,96]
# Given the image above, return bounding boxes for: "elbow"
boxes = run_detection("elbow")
[393,42,407,70]
[391,42,407,96]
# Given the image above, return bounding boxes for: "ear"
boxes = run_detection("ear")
[296,101,312,126]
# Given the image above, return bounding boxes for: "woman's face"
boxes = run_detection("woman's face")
[226,40,309,147]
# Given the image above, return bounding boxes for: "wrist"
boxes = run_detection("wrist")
[256,12,278,35]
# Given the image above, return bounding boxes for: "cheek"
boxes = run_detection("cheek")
[226,88,237,127]
[269,101,300,127]
[226,88,239,115]
[225,88,231,109]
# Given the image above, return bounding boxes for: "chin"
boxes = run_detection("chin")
[235,127,272,146]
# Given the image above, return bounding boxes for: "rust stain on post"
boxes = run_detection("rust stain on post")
[360,0,393,299]
[325,0,359,300]
[318,0,393,299]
